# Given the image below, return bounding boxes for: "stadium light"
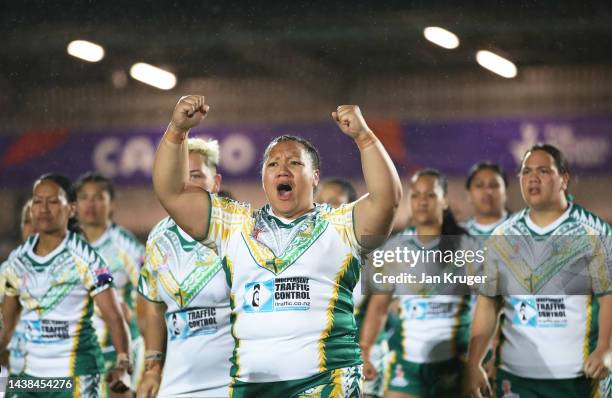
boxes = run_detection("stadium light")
[67,40,105,62]
[423,27,459,49]
[129,63,177,90]
[476,50,517,78]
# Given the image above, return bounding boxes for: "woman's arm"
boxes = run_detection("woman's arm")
[332,106,402,249]
[152,95,212,240]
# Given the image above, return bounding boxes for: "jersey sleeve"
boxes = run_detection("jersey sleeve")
[1,250,21,298]
[478,233,503,297]
[203,192,252,258]
[461,235,488,294]
[124,231,145,270]
[325,201,365,258]
[114,226,145,289]
[587,232,612,296]
[71,235,114,297]
[0,260,8,300]
[138,237,163,303]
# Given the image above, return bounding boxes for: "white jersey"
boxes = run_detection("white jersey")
[203,194,363,383]
[139,217,232,397]
[484,203,612,378]
[90,223,144,350]
[3,232,111,377]
[385,228,472,363]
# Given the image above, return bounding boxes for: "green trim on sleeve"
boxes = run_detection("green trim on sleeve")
[350,203,366,253]
[136,289,165,304]
[203,190,213,242]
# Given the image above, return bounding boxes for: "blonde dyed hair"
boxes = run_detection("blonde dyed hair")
[188,137,220,172]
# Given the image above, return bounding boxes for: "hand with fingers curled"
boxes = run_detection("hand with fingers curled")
[166,95,210,143]
[331,105,378,150]
[467,364,493,398]
[137,371,161,398]
[105,362,131,394]
[359,345,377,381]
[585,347,611,380]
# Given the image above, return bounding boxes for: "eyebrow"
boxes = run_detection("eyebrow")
[268,152,302,160]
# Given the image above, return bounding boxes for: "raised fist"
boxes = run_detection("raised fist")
[332,105,372,139]
[170,95,210,132]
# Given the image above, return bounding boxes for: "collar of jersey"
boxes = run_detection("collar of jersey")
[22,233,79,314]
[243,205,328,275]
[399,227,441,250]
[524,203,572,236]
[26,233,69,269]
[263,204,316,228]
[153,240,223,308]
[470,211,508,233]
[169,224,198,252]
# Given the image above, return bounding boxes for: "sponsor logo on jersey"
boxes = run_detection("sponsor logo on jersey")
[166,307,218,340]
[243,277,311,313]
[511,297,567,328]
[403,300,456,320]
[25,319,70,343]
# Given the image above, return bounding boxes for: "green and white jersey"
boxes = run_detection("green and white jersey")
[90,223,143,352]
[3,232,111,377]
[464,212,510,237]
[203,194,363,383]
[139,217,232,397]
[484,203,612,379]
[386,228,472,364]
[0,258,27,375]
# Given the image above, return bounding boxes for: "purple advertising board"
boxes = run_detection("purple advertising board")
[0,114,610,187]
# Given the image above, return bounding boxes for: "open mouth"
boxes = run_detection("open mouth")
[277,183,293,200]
[528,186,541,195]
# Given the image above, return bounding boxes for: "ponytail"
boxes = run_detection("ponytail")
[440,209,467,253]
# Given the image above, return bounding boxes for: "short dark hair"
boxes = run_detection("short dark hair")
[318,177,357,202]
[34,173,80,233]
[521,143,570,176]
[262,135,321,171]
[74,172,116,200]
[410,168,467,250]
[411,168,448,196]
[217,189,235,200]
[35,173,74,201]
[465,161,508,189]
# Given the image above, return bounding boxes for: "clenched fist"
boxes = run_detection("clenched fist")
[585,347,611,380]
[169,95,210,134]
[332,105,372,139]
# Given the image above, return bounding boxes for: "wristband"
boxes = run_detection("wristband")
[354,131,378,150]
[145,350,165,362]
[116,352,133,374]
[164,123,189,144]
